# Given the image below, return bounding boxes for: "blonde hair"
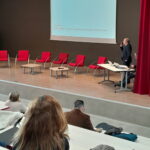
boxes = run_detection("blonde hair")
[14,95,68,150]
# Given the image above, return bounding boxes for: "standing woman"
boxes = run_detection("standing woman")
[13,95,69,150]
[120,38,132,67]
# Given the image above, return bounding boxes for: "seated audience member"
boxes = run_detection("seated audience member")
[65,100,100,132]
[5,92,26,113]
[90,144,115,150]
[13,95,69,150]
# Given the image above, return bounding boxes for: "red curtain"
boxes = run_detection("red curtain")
[134,0,150,95]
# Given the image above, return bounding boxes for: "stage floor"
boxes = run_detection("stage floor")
[0,62,150,107]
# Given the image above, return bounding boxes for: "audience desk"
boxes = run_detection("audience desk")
[0,101,9,110]
[68,125,149,150]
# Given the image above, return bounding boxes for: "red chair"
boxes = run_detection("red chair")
[35,51,51,68]
[0,50,10,67]
[52,53,69,65]
[68,55,85,72]
[88,56,107,75]
[15,50,30,65]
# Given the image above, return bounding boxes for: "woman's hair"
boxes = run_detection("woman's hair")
[14,95,68,150]
[9,92,20,102]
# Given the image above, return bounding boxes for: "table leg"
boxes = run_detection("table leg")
[50,70,52,76]
[120,72,124,89]
[98,69,114,84]
[61,70,63,76]
[31,68,33,74]
[115,72,131,93]
[56,71,58,79]
[107,70,110,80]
[104,69,106,81]
[125,71,128,89]
[24,67,25,74]
[40,66,42,73]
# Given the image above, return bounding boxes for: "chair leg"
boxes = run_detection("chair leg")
[93,69,97,75]
[87,68,90,73]
[8,60,10,67]
[44,63,46,69]
[74,67,78,73]
[15,59,17,67]
[8,55,11,67]
[50,62,53,68]
[94,68,100,76]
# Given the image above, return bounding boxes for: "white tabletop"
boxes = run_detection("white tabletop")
[98,64,135,72]
[68,125,150,150]
[21,63,42,68]
[49,67,69,71]
[0,147,8,150]
[0,124,149,150]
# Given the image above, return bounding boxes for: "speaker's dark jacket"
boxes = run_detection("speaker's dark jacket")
[120,44,132,66]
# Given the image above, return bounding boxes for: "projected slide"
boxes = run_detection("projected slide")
[51,0,116,44]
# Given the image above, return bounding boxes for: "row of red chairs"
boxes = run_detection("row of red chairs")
[0,50,107,72]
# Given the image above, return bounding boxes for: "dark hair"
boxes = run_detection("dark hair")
[74,100,84,108]
[9,92,20,102]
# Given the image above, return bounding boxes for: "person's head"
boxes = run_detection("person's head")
[90,144,115,150]
[9,92,20,102]
[14,95,68,150]
[74,100,85,112]
[123,38,130,45]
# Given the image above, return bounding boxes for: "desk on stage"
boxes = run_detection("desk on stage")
[21,63,42,74]
[49,67,69,79]
[98,64,135,92]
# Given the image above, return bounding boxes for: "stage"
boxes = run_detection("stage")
[0,62,149,107]
[0,62,150,137]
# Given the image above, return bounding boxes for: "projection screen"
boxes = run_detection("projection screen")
[50,0,117,44]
